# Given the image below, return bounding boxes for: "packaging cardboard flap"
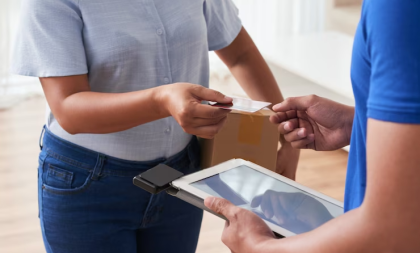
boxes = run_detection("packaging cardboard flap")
[238,114,264,146]
[200,108,279,171]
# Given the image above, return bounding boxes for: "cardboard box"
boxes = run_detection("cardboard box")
[200,108,279,171]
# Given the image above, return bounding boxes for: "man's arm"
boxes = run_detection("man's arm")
[260,119,420,253]
[215,28,300,178]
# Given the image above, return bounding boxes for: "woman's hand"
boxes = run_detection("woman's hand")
[204,197,276,253]
[270,95,354,151]
[160,83,232,139]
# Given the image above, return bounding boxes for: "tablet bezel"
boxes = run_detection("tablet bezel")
[171,159,344,237]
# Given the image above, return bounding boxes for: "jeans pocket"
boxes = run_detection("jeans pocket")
[42,155,93,196]
[45,165,73,189]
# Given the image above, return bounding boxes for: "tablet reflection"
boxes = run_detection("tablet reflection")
[190,165,342,234]
[250,191,334,234]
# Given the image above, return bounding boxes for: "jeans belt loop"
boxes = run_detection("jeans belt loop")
[39,125,46,151]
[92,154,106,180]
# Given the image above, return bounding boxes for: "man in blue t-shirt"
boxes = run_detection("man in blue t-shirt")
[204,1,420,252]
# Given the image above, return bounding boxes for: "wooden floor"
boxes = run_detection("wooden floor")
[0,97,348,253]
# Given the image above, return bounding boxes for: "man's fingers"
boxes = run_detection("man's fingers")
[289,134,315,149]
[273,95,318,113]
[270,110,297,124]
[283,128,309,142]
[204,197,239,221]
[192,86,233,104]
[224,221,229,229]
[278,118,299,134]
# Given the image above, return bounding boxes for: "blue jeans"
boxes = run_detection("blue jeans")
[38,127,203,253]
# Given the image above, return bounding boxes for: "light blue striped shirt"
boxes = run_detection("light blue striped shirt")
[12,0,242,161]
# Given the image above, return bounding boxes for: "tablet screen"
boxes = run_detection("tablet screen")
[190,165,343,234]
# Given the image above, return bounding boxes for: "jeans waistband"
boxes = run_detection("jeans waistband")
[40,126,198,174]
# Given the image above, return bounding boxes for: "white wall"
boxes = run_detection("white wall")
[233,0,325,50]
[0,0,41,109]
[210,0,327,96]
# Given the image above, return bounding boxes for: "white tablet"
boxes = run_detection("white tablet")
[171,159,343,237]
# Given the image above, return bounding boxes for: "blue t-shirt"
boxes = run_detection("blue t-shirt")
[345,0,420,211]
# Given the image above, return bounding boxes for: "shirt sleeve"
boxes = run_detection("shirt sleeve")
[366,0,420,124]
[203,0,242,51]
[11,0,88,77]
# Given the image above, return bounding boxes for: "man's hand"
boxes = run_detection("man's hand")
[270,95,354,151]
[204,197,276,253]
[160,83,232,139]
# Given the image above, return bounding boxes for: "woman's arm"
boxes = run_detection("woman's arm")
[40,75,232,138]
[215,27,284,108]
[206,119,420,253]
[215,27,300,178]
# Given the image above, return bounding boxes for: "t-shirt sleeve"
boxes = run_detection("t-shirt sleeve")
[203,0,242,51]
[366,1,420,124]
[11,0,88,77]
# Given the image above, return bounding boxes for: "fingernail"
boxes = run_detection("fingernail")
[205,197,215,208]
[273,103,282,111]
[210,197,216,205]
[284,123,292,131]
[224,96,233,101]
[298,128,306,137]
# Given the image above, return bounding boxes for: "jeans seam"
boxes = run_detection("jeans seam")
[42,171,93,195]
[39,154,53,253]
[47,164,73,188]
[46,148,92,171]
[40,213,54,253]
[140,194,155,228]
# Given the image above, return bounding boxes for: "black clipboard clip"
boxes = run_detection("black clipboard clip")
[132,164,229,222]
[133,164,184,194]
[133,164,284,239]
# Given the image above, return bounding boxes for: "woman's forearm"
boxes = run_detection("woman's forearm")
[58,87,168,134]
[40,75,170,134]
[41,75,233,138]
[216,28,284,108]
[225,50,284,107]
